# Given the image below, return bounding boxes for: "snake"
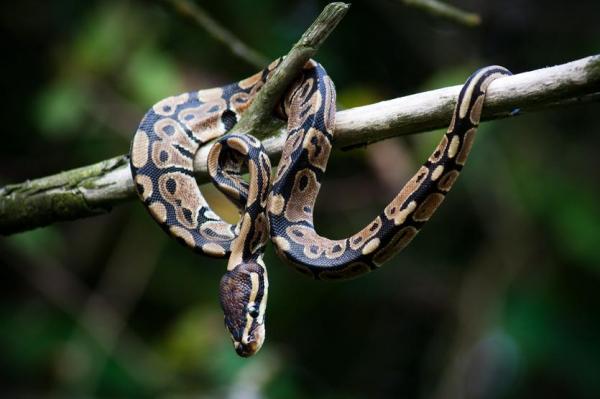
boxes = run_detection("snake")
[130,58,511,357]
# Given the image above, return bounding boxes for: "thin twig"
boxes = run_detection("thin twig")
[0,2,350,235]
[162,0,269,69]
[1,54,599,235]
[229,1,350,137]
[2,241,178,389]
[398,0,481,27]
[63,215,166,392]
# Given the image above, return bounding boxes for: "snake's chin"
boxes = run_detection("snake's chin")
[234,324,265,357]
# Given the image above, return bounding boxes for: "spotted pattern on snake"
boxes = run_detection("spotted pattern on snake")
[131,58,282,257]
[130,59,282,357]
[130,58,511,356]
[268,64,512,280]
[209,134,271,357]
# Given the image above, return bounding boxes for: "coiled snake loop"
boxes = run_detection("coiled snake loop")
[130,58,511,356]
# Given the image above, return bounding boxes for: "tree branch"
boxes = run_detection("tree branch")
[161,0,269,69]
[2,54,599,235]
[398,0,481,27]
[0,2,350,235]
[229,1,350,137]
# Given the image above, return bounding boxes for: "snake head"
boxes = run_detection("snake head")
[218,261,268,357]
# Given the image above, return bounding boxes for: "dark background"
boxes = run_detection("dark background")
[1,0,599,397]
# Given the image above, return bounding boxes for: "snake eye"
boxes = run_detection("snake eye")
[247,305,259,318]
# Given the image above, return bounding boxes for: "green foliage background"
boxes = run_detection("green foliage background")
[0,0,599,397]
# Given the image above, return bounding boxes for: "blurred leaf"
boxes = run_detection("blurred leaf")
[6,226,64,259]
[505,288,600,395]
[95,354,155,397]
[125,45,183,105]
[161,306,224,372]
[35,80,88,137]
[337,85,383,109]
[72,2,141,74]
[512,162,600,270]
[0,304,70,374]
[265,369,305,399]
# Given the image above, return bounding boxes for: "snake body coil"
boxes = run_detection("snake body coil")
[269,64,511,279]
[130,59,510,356]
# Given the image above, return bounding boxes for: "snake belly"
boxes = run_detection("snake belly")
[269,65,512,280]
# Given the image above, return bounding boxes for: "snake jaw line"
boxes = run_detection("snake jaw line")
[236,323,265,357]
[219,262,268,357]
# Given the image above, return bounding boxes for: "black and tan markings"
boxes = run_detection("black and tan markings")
[209,133,271,357]
[130,60,281,357]
[131,59,282,256]
[131,57,510,355]
[269,64,512,280]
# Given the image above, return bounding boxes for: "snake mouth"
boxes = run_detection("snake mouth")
[235,340,260,357]
[233,324,265,357]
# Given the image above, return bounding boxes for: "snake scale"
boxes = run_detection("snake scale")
[130,58,511,356]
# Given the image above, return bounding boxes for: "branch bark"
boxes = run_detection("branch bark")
[1,54,599,235]
[0,2,350,235]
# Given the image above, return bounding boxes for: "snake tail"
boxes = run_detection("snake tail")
[268,65,512,280]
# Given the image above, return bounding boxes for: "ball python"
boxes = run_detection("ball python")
[130,58,510,357]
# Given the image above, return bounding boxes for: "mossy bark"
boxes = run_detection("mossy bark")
[1,44,598,235]
[0,156,131,234]
[0,3,350,235]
